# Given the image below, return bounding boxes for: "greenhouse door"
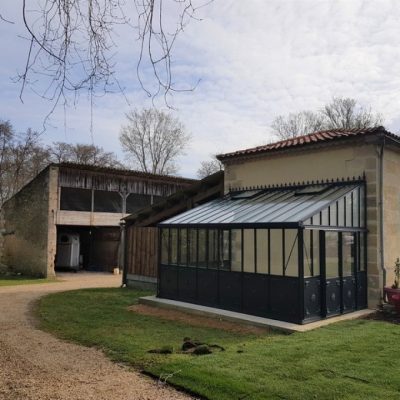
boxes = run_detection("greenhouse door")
[321,231,356,317]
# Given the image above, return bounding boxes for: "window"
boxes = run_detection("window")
[243,229,255,273]
[325,232,339,278]
[179,229,188,266]
[161,229,169,264]
[342,232,355,276]
[270,229,283,275]
[198,229,207,268]
[256,229,268,274]
[170,229,178,265]
[60,187,92,211]
[284,230,298,277]
[231,229,242,272]
[126,193,152,214]
[188,229,197,267]
[93,190,122,213]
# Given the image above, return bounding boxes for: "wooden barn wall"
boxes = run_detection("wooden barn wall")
[59,169,188,196]
[126,226,158,278]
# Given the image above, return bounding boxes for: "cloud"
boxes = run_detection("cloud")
[1,0,400,178]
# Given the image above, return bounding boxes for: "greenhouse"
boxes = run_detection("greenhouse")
[158,180,368,324]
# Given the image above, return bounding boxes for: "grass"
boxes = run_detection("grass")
[38,288,400,400]
[0,275,57,287]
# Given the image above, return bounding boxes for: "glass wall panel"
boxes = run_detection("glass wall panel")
[243,229,255,273]
[325,232,339,278]
[353,189,359,227]
[359,232,366,271]
[312,231,320,276]
[170,229,178,265]
[231,229,242,272]
[329,203,337,227]
[342,232,355,276]
[256,229,268,274]
[179,229,188,266]
[220,230,231,270]
[188,229,197,267]
[360,185,365,227]
[304,230,312,277]
[270,229,283,275]
[321,208,329,226]
[338,198,345,226]
[161,229,169,264]
[198,229,207,268]
[208,229,218,269]
[284,230,298,276]
[345,194,352,227]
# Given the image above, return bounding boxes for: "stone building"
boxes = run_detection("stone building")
[0,163,195,277]
[156,127,400,324]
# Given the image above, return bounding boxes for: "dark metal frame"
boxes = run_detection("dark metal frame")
[157,182,368,325]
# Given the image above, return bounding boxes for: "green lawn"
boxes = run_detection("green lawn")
[0,275,57,287]
[38,288,400,400]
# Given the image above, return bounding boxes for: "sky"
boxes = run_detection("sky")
[1,0,400,178]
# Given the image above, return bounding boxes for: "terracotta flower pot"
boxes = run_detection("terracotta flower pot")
[384,287,400,305]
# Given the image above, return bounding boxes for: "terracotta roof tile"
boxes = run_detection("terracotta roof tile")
[217,126,395,161]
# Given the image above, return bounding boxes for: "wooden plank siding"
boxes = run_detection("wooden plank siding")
[126,226,158,278]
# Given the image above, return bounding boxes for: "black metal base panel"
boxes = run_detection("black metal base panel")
[159,265,368,325]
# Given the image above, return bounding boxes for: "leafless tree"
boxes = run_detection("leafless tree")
[17,0,212,119]
[271,111,325,140]
[197,156,223,179]
[49,142,122,168]
[321,97,383,130]
[271,97,384,140]
[120,108,190,174]
[0,122,51,206]
[0,120,124,206]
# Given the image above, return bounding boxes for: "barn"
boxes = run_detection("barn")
[0,163,195,277]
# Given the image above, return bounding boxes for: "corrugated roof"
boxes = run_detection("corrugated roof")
[159,183,362,228]
[217,126,397,161]
[55,162,197,184]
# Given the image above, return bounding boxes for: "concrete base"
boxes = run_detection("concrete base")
[126,274,157,291]
[139,296,375,333]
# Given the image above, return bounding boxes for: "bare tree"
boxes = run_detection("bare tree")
[321,97,383,130]
[17,0,212,117]
[271,97,384,140]
[49,142,122,168]
[0,123,51,206]
[271,111,325,140]
[197,156,223,179]
[120,108,190,174]
[0,120,124,206]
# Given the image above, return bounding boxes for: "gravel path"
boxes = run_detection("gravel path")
[0,273,192,400]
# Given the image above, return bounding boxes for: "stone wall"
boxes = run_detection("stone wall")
[0,168,51,277]
[223,142,383,307]
[382,147,400,286]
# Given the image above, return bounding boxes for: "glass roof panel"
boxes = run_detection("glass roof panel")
[159,183,364,228]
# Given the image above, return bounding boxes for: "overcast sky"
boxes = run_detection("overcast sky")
[1,1,400,178]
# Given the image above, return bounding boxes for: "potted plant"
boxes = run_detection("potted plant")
[384,258,400,311]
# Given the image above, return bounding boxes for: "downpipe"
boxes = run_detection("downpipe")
[376,140,386,302]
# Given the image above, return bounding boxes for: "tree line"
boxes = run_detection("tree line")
[0,97,384,206]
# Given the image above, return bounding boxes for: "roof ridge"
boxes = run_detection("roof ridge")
[217,126,392,161]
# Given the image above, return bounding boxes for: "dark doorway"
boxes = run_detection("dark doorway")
[56,226,120,272]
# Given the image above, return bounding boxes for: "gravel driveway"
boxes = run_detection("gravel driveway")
[0,272,192,400]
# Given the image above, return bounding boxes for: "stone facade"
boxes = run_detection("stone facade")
[0,169,52,277]
[223,141,395,308]
[0,164,195,277]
